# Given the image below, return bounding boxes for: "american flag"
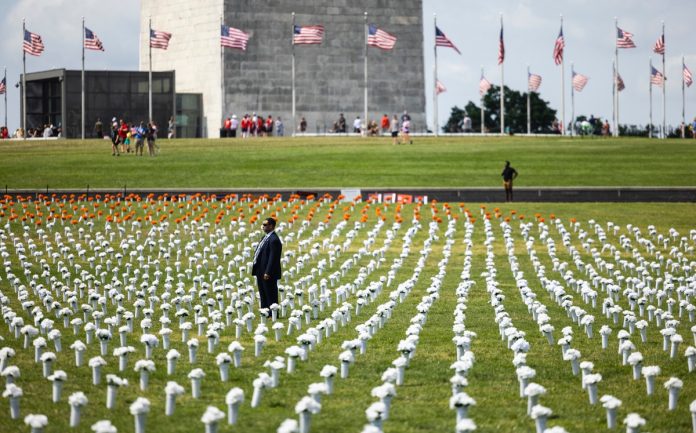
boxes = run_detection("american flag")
[293,25,324,45]
[221,25,249,50]
[479,75,492,96]
[498,26,505,65]
[150,29,172,49]
[528,73,542,92]
[616,73,625,91]
[435,80,446,95]
[0,77,5,95]
[650,66,664,86]
[367,24,397,50]
[553,27,564,66]
[572,71,588,92]
[653,33,665,55]
[435,26,461,54]
[23,30,45,56]
[684,63,693,87]
[616,28,636,49]
[84,28,104,51]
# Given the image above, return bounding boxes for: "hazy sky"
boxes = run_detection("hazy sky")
[1,0,694,131]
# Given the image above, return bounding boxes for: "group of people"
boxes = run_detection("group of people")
[221,113,285,138]
[328,111,413,144]
[96,117,158,157]
[5,124,62,139]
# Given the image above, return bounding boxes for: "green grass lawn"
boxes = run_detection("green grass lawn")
[0,197,694,433]
[1,136,694,189]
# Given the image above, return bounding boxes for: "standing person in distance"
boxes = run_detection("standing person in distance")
[501,161,518,202]
[168,116,176,139]
[147,122,157,156]
[390,114,399,145]
[252,218,282,309]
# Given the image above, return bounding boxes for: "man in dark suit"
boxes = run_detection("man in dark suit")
[252,217,282,308]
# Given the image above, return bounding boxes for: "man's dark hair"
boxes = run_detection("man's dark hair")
[265,217,276,228]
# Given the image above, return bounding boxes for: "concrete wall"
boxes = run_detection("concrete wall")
[140,0,222,137]
[141,0,425,137]
[223,0,425,134]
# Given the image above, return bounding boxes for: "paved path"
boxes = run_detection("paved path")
[3,187,695,202]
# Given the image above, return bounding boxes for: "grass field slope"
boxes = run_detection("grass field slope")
[0,194,694,433]
[0,136,694,189]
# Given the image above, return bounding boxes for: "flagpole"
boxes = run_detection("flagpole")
[22,18,26,140]
[221,15,225,132]
[612,61,616,136]
[614,17,619,137]
[480,66,485,134]
[291,12,296,136]
[527,65,531,135]
[499,13,504,135]
[364,12,368,134]
[570,62,575,137]
[649,58,653,139]
[148,16,153,122]
[682,55,686,138]
[661,21,666,139]
[81,17,85,140]
[3,66,7,131]
[433,13,438,137]
[560,15,565,136]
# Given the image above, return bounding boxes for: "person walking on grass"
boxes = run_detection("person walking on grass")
[168,116,175,139]
[118,120,129,154]
[135,122,146,156]
[110,117,120,156]
[400,118,412,144]
[501,161,518,202]
[390,115,399,145]
[147,122,157,156]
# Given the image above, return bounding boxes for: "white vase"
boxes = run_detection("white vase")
[140,371,149,390]
[227,403,239,424]
[134,412,147,433]
[106,386,117,409]
[219,364,229,382]
[70,405,82,427]
[52,381,63,402]
[191,379,202,399]
[9,396,20,419]
[165,394,176,416]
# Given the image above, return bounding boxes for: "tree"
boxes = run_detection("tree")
[444,85,558,134]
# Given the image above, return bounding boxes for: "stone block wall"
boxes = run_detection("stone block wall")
[142,0,425,137]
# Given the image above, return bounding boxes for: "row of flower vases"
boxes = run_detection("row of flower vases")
[498,216,696,433]
[1,202,431,432]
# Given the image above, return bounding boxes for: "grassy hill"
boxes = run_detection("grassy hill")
[1,136,694,189]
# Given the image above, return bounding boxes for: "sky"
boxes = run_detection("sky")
[1,0,695,132]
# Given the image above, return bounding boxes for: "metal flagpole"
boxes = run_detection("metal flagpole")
[682,55,686,138]
[614,18,620,137]
[291,12,296,136]
[3,66,7,131]
[527,65,531,135]
[661,21,666,139]
[364,12,368,134]
[560,15,565,136]
[480,66,485,134]
[570,62,575,137]
[499,13,504,135]
[649,58,653,139]
[22,19,27,140]
[433,14,438,136]
[612,61,616,137]
[81,17,85,140]
[221,15,224,134]
[148,16,153,122]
